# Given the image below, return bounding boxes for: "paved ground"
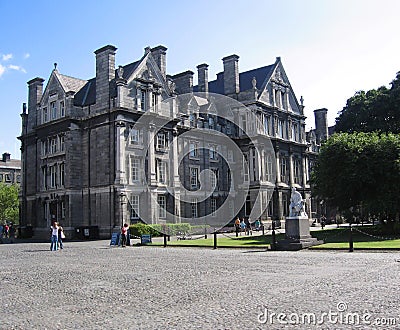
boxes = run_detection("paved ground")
[0,241,399,329]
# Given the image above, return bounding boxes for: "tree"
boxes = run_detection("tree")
[335,72,400,134]
[0,183,19,224]
[311,132,400,221]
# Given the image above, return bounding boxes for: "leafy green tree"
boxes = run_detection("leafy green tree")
[311,132,400,221]
[336,72,400,133]
[0,183,19,224]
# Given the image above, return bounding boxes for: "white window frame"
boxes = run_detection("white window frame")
[60,101,65,117]
[130,194,139,220]
[211,198,217,217]
[43,107,48,123]
[130,157,141,183]
[190,167,199,189]
[157,159,168,184]
[189,141,199,158]
[191,198,198,218]
[158,194,166,218]
[157,132,167,150]
[50,101,57,120]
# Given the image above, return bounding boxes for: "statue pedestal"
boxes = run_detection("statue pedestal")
[276,216,323,250]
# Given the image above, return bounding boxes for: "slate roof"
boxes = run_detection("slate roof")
[193,64,275,94]
[0,159,21,170]
[73,60,141,107]
[55,72,87,93]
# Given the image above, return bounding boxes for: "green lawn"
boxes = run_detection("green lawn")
[146,227,400,249]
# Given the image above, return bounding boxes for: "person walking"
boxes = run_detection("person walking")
[240,218,246,235]
[58,223,65,250]
[50,221,59,251]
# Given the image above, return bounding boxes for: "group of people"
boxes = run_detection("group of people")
[234,218,263,236]
[50,221,65,251]
[0,223,16,239]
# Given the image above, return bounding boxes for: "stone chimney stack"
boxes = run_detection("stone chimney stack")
[222,54,240,95]
[170,71,194,94]
[2,153,10,162]
[27,77,44,132]
[314,108,329,143]
[197,63,209,94]
[94,45,117,110]
[151,45,167,79]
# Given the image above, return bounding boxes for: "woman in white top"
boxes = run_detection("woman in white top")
[50,222,59,251]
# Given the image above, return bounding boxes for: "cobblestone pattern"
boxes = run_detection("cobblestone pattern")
[0,241,399,329]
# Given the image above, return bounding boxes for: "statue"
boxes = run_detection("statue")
[289,187,306,217]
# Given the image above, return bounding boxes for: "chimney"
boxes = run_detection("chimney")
[222,54,239,95]
[170,71,194,94]
[197,63,209,94]
[27,77,44,132]
[94,45,117,110]
[314,108,329,143]
[151,45,167,79]
[2,153,11,162]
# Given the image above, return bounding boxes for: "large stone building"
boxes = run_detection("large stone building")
[19,44,327,239]
[0,153,21,186]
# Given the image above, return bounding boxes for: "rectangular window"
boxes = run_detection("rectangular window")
[226,122,232,135]
[208,116,214,129]
[43,107,48,123]
[50,101,57,120]
[59,163,65,187]
[50,137,57,154]
[189,114,195,127]
[131,157,140,183]
[158,195,166,218]
[50,165,57,188]
[140,90,146,111]
[241,114,247,134]
[130,195,139,220]
[189,141,199,158]
[191,198,198,218]
[278,120,284,138]
[16,175,21,183]
[294,158,302,184]
[60,101,65,117]
[5,173,12,182]
[157,132,167,150]
[211,198,217,217]
[190,167,199,189]
[264,115,271,135]
[209,145,217,160]
[243,154,249,182]
[210,168,218,190]
[157,160,167,184]
[130,128,142,145]
[280,157,288,183]
[265,154,273,182]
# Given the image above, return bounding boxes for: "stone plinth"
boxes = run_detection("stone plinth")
[276,216,323,251]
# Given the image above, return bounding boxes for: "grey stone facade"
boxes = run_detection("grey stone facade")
[19,44,327,239]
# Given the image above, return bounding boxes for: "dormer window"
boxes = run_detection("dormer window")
[50,101,57,120]
[60,101,65,117]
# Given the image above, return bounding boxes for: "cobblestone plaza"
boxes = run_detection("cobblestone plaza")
[1,241,399,329]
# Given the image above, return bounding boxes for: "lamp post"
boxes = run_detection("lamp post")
[119,192,126,228]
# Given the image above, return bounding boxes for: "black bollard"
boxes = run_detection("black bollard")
[349,224,354,252]
[262,225,265,236]
[163,233,167,248]
[213,231,217,249]
[205,227,208,239]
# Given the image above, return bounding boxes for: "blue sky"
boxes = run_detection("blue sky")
[1,0,399,159]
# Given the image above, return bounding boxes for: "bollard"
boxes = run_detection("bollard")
[213,231,217,249]
[163,233,167,248]
[271,221,277,250]
[349,224,354,252]
[205,227,208,239]
[262,225,265,236]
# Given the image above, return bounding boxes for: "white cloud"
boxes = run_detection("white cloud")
[0,64,5,77]
[2,53,13,61]
[24,53,30,59]
[8,64,26,73]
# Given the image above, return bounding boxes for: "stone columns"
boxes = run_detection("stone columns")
[115,121,126,185]
[148,124,157,185]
